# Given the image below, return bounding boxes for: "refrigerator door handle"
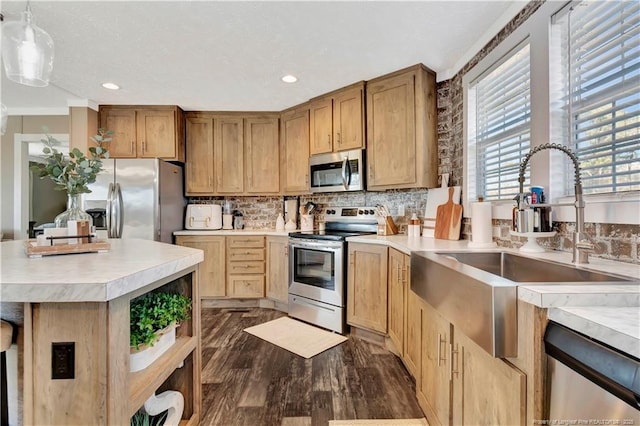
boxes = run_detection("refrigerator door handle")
[114,183,124,238]
[106,183,114,238]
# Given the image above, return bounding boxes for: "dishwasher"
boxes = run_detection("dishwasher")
[544,322,640,422]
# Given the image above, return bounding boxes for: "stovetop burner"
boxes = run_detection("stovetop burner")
[288,206,378,241]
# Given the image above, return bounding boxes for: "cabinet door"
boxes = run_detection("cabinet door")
[176,236,226,297]
[346,243,388,333]
[136,109,176,158]
[185,116,214,194]
[245,117,280,194]
[366,71,417,188]
[333,86,364,152]
[404,289,422,380]
[227,275,265,298]
[100,108,136,158]
[452,331,526,426]
[266,236,289,303]
[387,248,405,355]
[418,300,452,426]
[214,117,244,193]
[309,98,333,155]
[280,108,310,194]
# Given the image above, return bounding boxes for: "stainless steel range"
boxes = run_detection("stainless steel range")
[288,206,378,333]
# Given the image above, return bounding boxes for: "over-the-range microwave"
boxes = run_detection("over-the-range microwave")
[309,148,365,193]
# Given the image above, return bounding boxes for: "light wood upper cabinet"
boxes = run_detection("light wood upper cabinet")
[185,112,280,196]
[245,117,280,194]
[175,235,226,298]
[185,116,214,194]
[309,82,365,155]
[214,116,244,194]
[266,236,289,303]
[309,98,333,155]
[100,108,136,158]
[99,106,185,161]
[346,242,388,334]
[333,85,365,152]
[280,106,310,194]
[366,64,437,190]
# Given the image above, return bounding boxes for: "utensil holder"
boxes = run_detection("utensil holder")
[301,214,314,232]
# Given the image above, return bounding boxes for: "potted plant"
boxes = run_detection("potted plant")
[30,129,111,228]
[130,292,191,372]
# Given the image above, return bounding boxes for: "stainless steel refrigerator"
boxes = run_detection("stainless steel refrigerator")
[82,159,185,243]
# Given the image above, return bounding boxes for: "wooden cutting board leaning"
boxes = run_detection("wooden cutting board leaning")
[424,185,461,237]
[434,187,464,240]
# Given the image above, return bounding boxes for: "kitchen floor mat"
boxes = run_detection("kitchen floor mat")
[243,316,347,359]
[329,419,428,426]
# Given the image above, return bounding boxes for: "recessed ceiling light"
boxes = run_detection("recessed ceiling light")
[101,82,120,90]
[281,75,298,83]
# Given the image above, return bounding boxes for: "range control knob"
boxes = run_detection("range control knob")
[358,210,364,215]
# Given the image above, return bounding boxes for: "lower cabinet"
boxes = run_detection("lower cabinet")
[226,236,265,298]
[175,235,226,297]
[417,298,526,426]
[346,243,388,334]
[388,247,409,356]
[404,288,422,381]
[266,236,289,303]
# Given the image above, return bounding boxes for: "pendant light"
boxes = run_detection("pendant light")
[1,2,54,87]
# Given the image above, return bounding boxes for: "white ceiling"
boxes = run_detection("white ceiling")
[1,0,527,115]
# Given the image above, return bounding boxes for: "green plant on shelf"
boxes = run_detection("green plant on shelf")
[130,292,191,351]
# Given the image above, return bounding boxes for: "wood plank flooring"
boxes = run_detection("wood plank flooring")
[201,308,424,426]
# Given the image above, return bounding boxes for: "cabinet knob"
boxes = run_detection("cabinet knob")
[337,132,341,144]
[327,134,331,146]
[130,141,135,154]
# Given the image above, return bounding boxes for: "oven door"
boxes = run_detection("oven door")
[288,238,345,307]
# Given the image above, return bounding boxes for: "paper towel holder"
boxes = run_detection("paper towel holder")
[467,196,497,249]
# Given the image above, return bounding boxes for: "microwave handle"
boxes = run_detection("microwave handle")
[341,157,352,190]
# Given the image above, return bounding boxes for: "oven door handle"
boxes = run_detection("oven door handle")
[289,240,343,251]
[341,156,351,190]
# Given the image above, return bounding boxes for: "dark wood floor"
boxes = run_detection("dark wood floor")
[200,308,424,426]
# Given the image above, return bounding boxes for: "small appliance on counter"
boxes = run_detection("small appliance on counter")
[185,204,222,230]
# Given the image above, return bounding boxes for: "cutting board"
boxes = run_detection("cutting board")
[423,185,461,238]
[434,187,463,240]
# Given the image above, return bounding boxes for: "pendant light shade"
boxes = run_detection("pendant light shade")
[2,4,54,87]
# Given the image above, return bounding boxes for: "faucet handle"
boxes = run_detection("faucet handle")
[575,239,595,251]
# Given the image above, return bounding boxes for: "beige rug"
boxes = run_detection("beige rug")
[329,420,428,426]
[243,316,347,358]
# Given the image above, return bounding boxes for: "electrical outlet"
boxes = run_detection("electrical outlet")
[52,342,75,379]
[398,204,405,216]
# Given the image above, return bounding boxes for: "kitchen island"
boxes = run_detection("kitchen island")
[0,238,203,425]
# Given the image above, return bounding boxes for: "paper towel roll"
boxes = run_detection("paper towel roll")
[468,201,496,248]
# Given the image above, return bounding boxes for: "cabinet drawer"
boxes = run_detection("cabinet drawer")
[228,261,264,274]
[227,236,264,248]
[228,248,264,262]
[227,275,265,298]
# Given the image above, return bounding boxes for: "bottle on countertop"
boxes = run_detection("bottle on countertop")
[275,213,285,231]
[408,213,421,237]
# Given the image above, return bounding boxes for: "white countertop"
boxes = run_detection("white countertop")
[174,229,290,237]
[548,306,640,358]
[0,239,204,302]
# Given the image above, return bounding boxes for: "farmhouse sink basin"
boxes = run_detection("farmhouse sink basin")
[410,250,633,358]
[434,251,631,283]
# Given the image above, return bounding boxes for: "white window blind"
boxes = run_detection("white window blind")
[562,0,640,194]
[472,44,531,201]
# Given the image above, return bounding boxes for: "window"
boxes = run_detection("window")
[468,43,531,201]
[555,1,640,195]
